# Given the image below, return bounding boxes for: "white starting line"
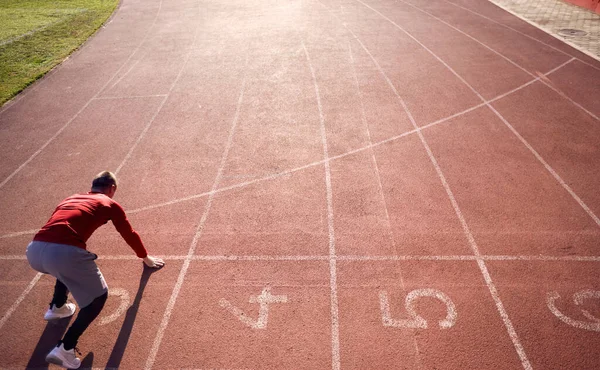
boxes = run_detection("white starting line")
[2,254,600,262]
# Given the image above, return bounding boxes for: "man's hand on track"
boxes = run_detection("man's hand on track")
[143,255,165,268]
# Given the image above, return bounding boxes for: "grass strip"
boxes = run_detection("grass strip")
[0,0,119,105]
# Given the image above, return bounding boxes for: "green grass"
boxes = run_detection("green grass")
[0,0,119,106]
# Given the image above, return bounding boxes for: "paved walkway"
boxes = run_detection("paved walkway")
[489,0,600,58]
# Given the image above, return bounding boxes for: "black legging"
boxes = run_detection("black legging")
[51,279,108,350]
[51,279,69,308]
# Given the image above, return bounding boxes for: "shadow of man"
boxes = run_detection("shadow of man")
[25,317,71,369]
[104,264,158,369]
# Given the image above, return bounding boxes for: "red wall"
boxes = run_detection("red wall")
[564,0,600,13]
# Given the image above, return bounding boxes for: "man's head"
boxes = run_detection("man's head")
[91,171,118,198]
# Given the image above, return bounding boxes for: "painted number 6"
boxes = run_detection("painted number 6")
[547,290,600,332]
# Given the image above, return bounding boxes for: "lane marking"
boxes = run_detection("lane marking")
[192,255,329,261]
[115,95,168,175]
[106,59,143,92]
[0,0,165,190]
[0,229,39,239]
[219,287,288,329]
[145,48,249,369]
[114,6,225,177]
[0,63,561,236]
[547,290,600,331]
[3,254,600,262]
[348,39,422,366]
[116,66,563,217]
[478,255,600,262]
[399,0,600,123]
[393,0,600,228]
[94,94,168,100]
[322,2,533,368]
[442,0,600,72]
[538,79,600,121]
[303,41,341,370]
[486,104,600,229]
[98,288,131,326]
[379,289,457,329]
[348,41,395,250]
[0,273,42,331]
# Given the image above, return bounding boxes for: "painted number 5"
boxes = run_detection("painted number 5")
[379,288,457,329]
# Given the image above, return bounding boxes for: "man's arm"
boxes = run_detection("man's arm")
[110,202,164,268]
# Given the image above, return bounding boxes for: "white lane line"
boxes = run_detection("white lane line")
[106,59,143,92]
[145,54,249,370]
[116,75,536,216]
[1,254,600,262]
[540,78,599,121]
[97,255,187,260]
[126,155,330,214]
[0,229,38,239]
[303,41,341,370]
[486,104,600,228]
[442,0,600,72]
[0,60,572,240]
[348,39,422,367]
[348,42,394,246]
[0,0,164,190]
[0,61,574,250]
[0,273,42,331]
[94,94,168,100]
[192,255,330,261]
[0,256,27,260]
[331,2,533,367]
[115,10,214,177]
[482,255,600,262]
[401,4,600,227]
[339,255,478,261]
[115,95,168,175]
[356,0,600,228]
[400,0,600,122]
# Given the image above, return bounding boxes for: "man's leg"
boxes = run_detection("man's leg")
[45,293,105,369]
[50,279,69,308]
[61,292,108,350]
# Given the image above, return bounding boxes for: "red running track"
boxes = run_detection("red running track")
[1,0,600,369]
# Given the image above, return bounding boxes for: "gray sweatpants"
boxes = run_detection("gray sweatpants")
[26,241,108,308]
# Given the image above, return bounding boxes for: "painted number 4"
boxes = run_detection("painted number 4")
[219,287,288,329]
[379,289,457,329]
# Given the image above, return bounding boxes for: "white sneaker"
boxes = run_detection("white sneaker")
[44,303,76,320]
[46,343,81,369]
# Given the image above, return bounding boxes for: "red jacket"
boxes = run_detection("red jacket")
[34,192,148,258]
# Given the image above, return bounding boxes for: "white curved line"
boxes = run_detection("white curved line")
[99,288,131,326]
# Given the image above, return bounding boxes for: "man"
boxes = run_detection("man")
[26,171,164,369]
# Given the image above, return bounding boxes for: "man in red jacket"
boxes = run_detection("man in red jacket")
[26,171,164,369]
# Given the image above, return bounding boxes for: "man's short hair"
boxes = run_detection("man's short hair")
[91,171,118,191]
